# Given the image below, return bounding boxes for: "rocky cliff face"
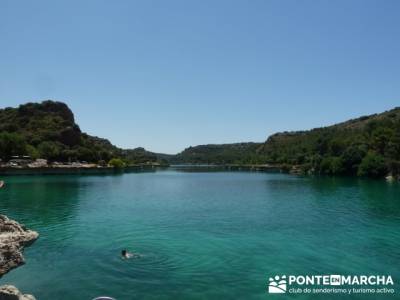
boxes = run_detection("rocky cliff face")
[0,215,38,276]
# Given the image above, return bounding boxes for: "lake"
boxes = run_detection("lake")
[0,170,399,299]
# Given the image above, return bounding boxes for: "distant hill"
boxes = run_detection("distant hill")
[170,107,400,178]
[0,100,165,165]
[171,143,263,164]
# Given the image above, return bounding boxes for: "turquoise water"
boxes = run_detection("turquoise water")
[0,170,399,299]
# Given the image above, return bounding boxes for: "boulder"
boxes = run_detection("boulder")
[0,285,36,300]
[0,215,38,276]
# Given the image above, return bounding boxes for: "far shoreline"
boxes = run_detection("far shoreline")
[0,164,167,176]
[0,163,292,176]
[1,164,398,181]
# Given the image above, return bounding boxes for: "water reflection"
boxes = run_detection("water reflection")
[0,176,85,227]
[358,180,400,218]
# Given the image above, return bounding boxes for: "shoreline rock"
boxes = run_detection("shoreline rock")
[0,285,36,300]
[0,215,38,277]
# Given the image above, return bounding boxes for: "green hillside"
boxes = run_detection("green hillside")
[171,107,400,178]
[0,100,164,165]
[1,100,399,178]
[258,107,400,177]
[171,143,263,164]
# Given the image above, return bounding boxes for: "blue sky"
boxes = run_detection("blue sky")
[1,0,399,154]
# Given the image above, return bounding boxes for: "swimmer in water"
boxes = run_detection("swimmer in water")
[122,249,143,259]
[121,249,133,259]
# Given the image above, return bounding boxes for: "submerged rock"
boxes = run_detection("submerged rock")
[0,285,36,300]
[0,215,38,277]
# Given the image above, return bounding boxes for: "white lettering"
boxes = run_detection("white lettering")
[342,276,351,284]
[297,276,305,285]
[288,276,297,285]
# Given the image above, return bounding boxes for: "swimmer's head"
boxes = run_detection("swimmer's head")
[121,250,127,256]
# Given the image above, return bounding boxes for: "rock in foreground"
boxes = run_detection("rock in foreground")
[0,215,38,276]
[0,285,36,300]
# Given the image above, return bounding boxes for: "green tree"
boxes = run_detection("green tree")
[37,141,61,161]
[76,147,98,162]
[371,127,394,155]
[386,133,400,160]
[0,132,27,160]
[108,158,126,168]
[320,157,344,175]
[388,160,400,177]
[341,145,367,175]
[26,144,40,160]
[329,138,346,156]
[357,152,387,178]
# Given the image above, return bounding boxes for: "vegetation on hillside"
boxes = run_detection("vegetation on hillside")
[1,100,399,178]
[171,143,264,165]
[172,108,400,178]
[258,107,400,178]
[0,101,166,165]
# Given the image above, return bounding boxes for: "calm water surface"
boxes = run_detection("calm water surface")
[0,170,399,299]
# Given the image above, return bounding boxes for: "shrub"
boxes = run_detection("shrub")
[108,158,125,169]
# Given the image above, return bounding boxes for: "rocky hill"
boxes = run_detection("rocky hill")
[0,101,164,165]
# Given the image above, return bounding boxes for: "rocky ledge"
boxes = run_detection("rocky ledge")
[0,285,36,300]
[0,215,38,277]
